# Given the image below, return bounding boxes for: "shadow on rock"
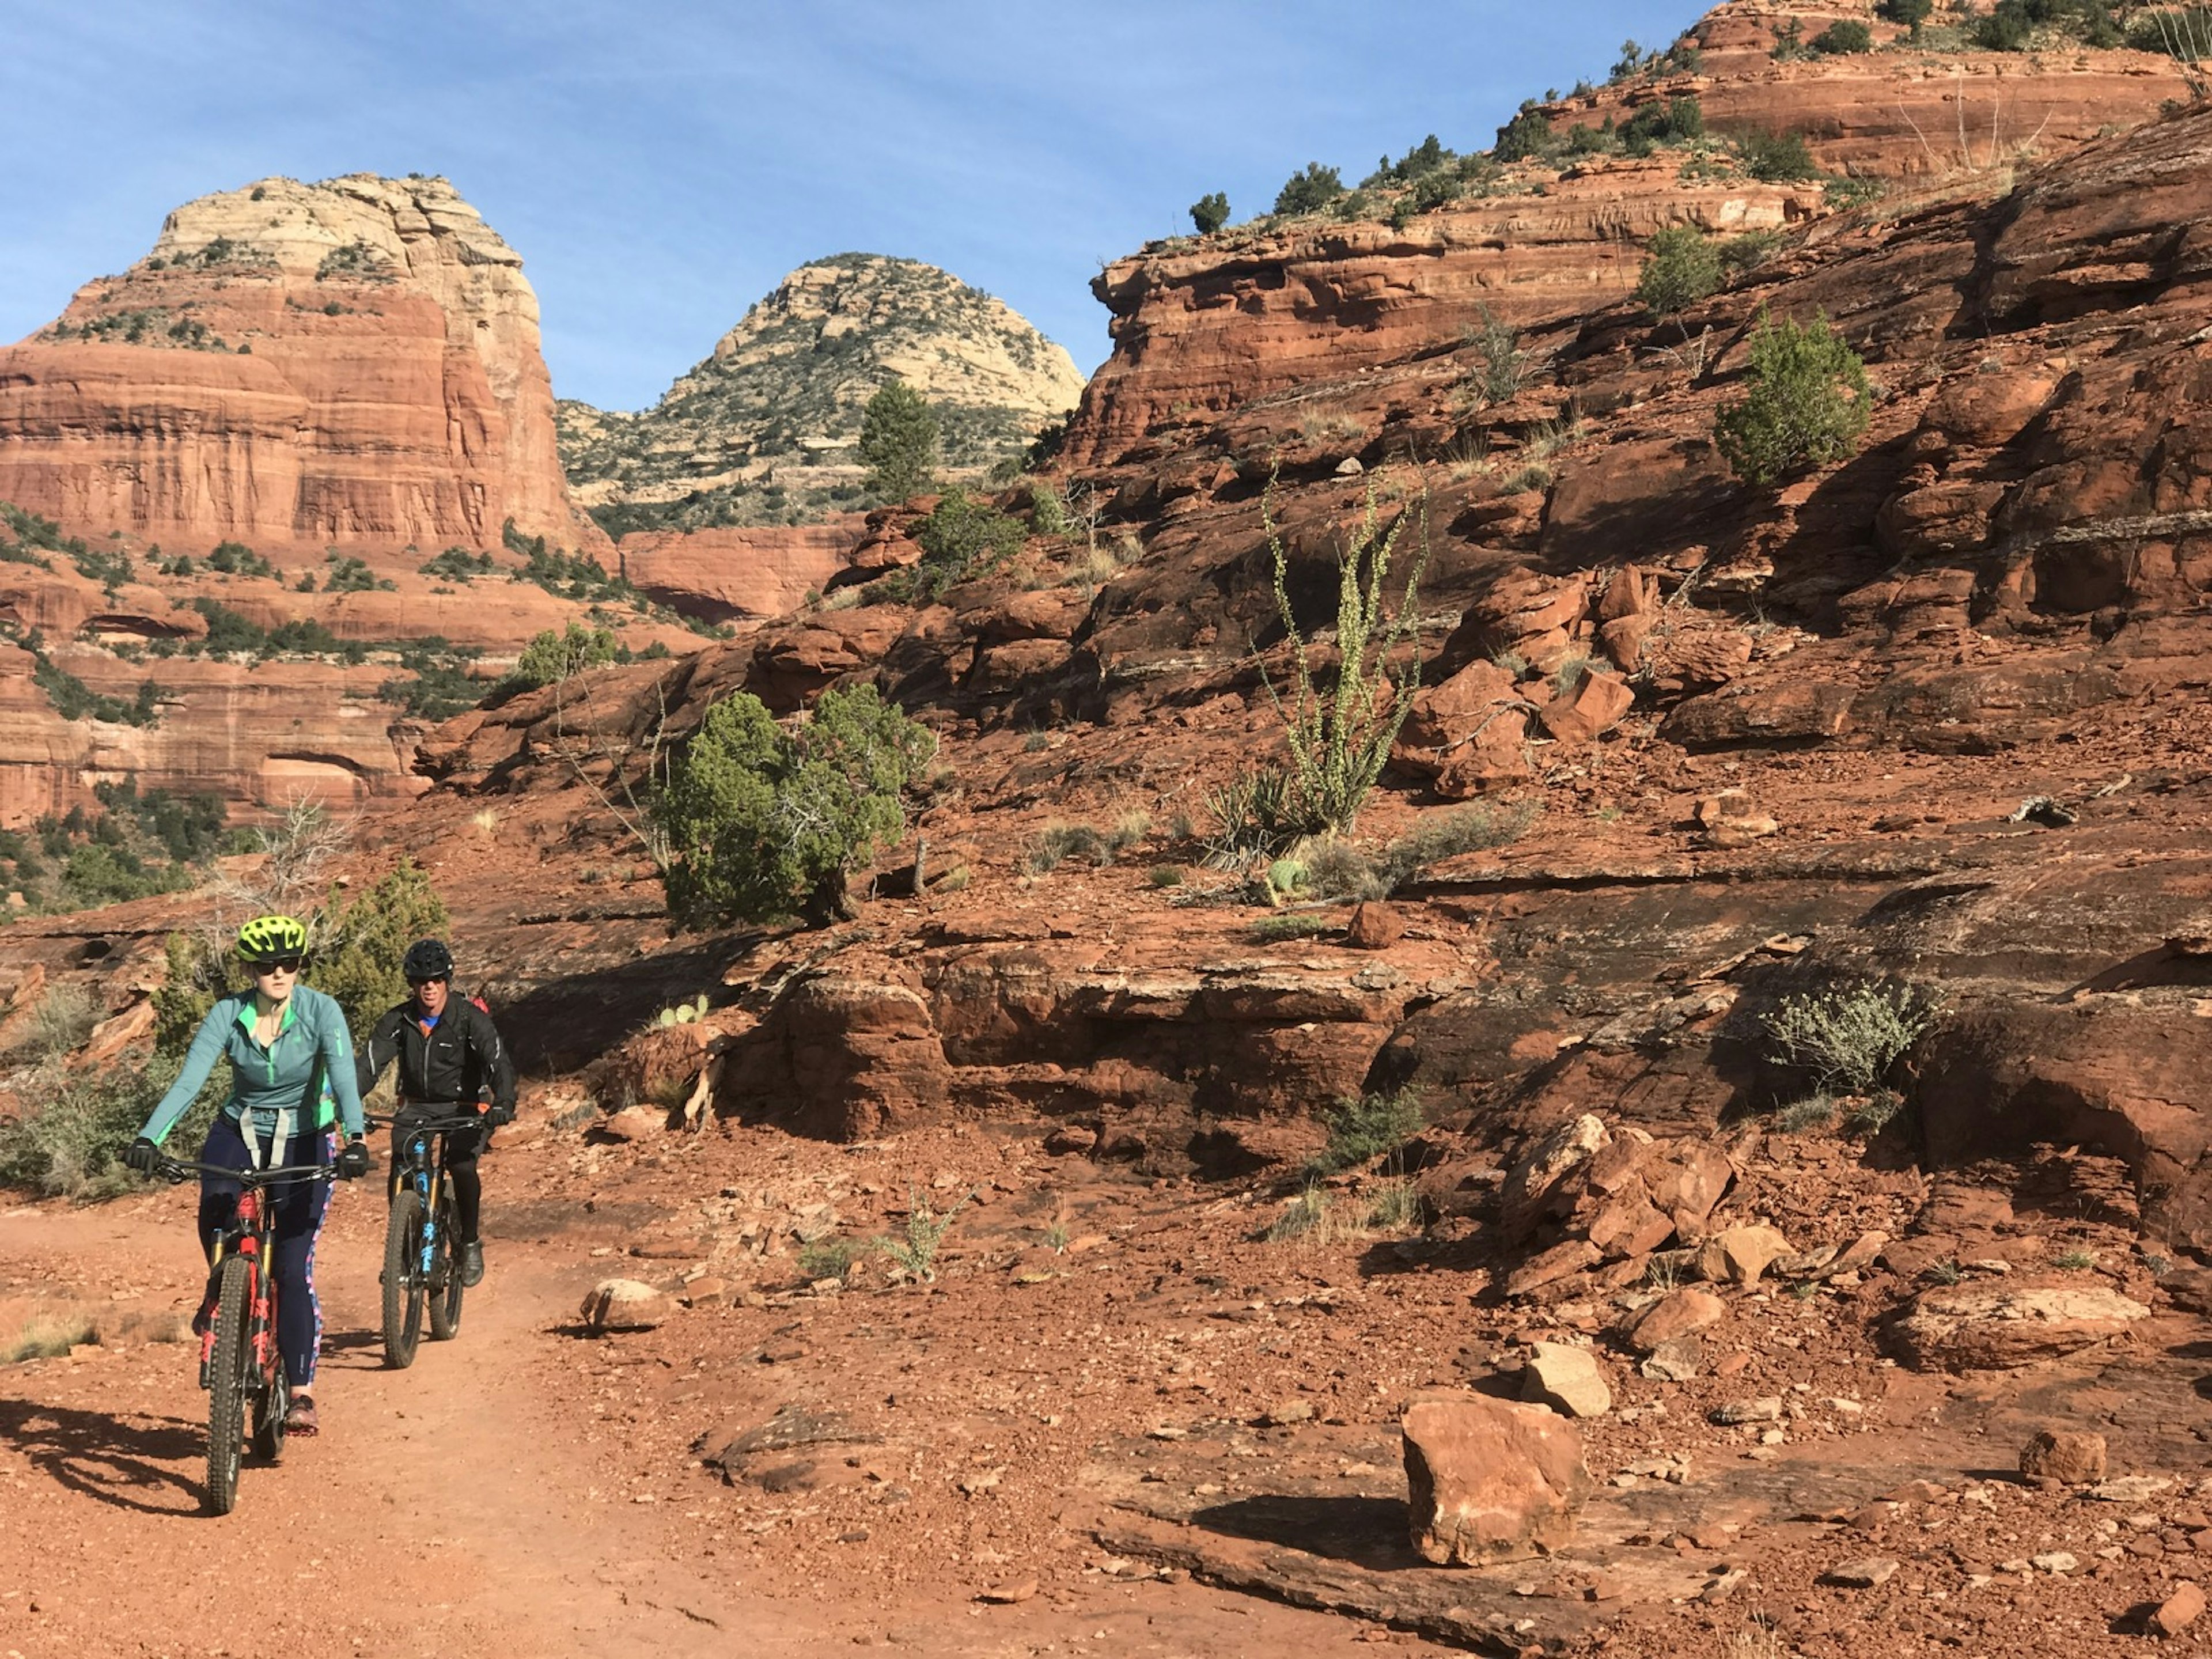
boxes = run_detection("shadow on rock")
[1191,1494,1422,1571]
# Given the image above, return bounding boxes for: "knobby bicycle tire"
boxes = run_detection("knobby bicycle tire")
[427,1194,464,1342]
[204,1256,251,1514]
[382,1190,426,1369]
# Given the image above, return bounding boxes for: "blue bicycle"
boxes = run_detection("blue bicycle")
[368,1108,479,1368]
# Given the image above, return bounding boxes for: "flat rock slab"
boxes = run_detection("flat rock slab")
[1082,1426,1957,1651]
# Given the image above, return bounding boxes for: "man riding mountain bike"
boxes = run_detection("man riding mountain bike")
[124,914,370,1438]
[355,939,516,1288]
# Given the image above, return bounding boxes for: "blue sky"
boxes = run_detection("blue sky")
[1,1,1699,412]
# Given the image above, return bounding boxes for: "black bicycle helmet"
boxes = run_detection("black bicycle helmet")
[237,914,309,964]
[402,938,454,982]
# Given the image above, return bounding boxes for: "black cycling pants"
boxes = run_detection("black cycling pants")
[387,1116,488,1243]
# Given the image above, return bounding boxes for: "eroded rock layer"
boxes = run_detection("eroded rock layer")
[0,173,593,554]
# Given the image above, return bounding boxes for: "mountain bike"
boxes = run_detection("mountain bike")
[369,1107,481,1369]
[154,1152,335,1516]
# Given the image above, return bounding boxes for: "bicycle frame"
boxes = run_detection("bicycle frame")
[376,1108,479,1278]
[155,1153,333,1513]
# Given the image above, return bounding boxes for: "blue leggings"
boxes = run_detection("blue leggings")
[195,1116,334,1390]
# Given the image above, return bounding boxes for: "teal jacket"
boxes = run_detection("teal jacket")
[139,986,366,1148]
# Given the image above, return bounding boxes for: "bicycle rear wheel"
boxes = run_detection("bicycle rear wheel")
[381,1190,426,1369]
[204,1256,251,1514]
[427,1196,464,1342]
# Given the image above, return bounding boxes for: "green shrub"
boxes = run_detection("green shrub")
[206,540,274,578]
[1463,307,1527,407]
[1304,837,1387,902]
[1775,1095,1836,1134]
[1877,0,1933,26]
[2128,6,2212,56]
[1146,864,1184,889]
[510,621,623,690]
[419,546,497,581]
[657,685,935,927]
[797,1237,854,1282]
[858,379,941,502]
[1719,229,1787,277]
[1259,476,1430,839]
[1309,1086,1425,1176]
[1022,821,1112,874]
[1493,103,1555,163]
[308,860,451,1041]
[22,986,100,1060]
[1203,768,1298,863]
[1714,309,1872,486]
[1273,162,1345,216]
[874,1188,967,1282]
[1736,128,1821,183]
[1812,20,1874,52]
[0,1056,182,1199]
[1760,980,1937,1096]
[1620,94,1704,153]
[1378,801,1537,889]
[910,487,1024,601]
[1190,191,1230,234]
[1634,226,1724,321]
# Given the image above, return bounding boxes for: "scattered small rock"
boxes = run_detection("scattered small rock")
[1713,1396,1784,1426]
[978,1577,1039,1604]
[1821,1556,1899,1588]
[577,1278,668,1333]
[1521,1342,1612,1419]
[2151,1582,2207,1637]
[2021,1429,2108,1485]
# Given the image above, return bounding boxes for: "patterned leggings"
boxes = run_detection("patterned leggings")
[195,1115,334,1390]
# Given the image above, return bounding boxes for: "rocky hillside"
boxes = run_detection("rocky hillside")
[1064,1,2191,467]
[0,173,597,554]
[559,254,1086,536]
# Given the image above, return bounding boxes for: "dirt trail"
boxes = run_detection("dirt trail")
[0,1176,1440,1658]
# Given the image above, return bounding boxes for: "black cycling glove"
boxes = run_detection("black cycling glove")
[336,1138,372,1180]
[123,1136,161,1175]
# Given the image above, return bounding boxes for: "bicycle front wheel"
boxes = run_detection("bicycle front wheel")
[428,1197,464,1342]
[204,1255,251,1514]
[381,1191,426,1369]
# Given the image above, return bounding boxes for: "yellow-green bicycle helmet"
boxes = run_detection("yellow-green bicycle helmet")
[236,914,309,964]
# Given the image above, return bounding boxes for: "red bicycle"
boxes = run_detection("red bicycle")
[156,1153,335,1515]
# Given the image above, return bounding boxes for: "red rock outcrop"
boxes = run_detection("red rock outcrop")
[618,518,866,622]
[1062,6,2191,468]
[0,173,599,555]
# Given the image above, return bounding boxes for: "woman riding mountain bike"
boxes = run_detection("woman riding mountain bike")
[125,914,370,1438]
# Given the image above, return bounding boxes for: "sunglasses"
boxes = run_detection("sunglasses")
[408,975,451,988]
[254,958,304,975]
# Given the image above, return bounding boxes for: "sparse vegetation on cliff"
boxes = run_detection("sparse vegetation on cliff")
[1258,477,1430,839]
[1714,309,1872,486]
[1635,226,1724,321]
[1189,192,1230,235]
[0,782,232,923]
[1273,162,1346,217]
[510,621,624,690]
[657,684,936,928]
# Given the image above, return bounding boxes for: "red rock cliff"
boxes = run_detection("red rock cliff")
[0,174,597,554]
[1062,5,2191,469]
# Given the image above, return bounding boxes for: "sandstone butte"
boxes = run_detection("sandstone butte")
[0,176,857,821]
[0,173,594,556]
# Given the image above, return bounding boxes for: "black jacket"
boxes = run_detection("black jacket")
[357,995,517,1115]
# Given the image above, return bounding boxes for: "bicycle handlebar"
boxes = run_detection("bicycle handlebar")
[365,1107,484,1134]
[153,1156,338,1188]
